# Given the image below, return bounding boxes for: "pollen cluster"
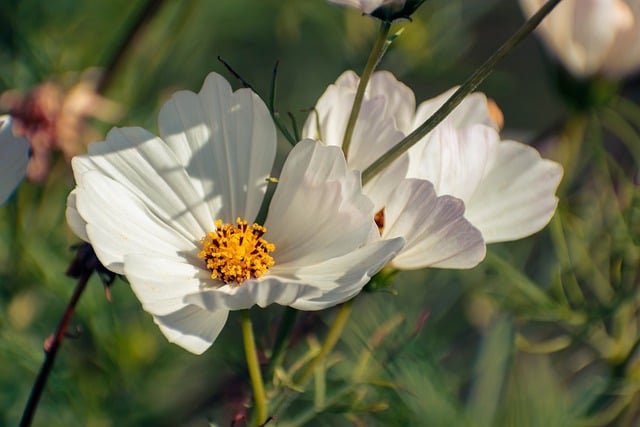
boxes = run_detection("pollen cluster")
[198,218,276,285]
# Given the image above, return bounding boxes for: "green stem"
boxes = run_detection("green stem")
[600,107,640,166]
[361,0,563,185]
[549,214,585,306]
[241,310,268,426]
[342,21,392,159]
[295,299,354,386]
[269,61,297,145]
[96,0,167,94]
[20,244,98,427]
[270,300,355,418]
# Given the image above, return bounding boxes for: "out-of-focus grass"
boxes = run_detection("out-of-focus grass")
[1,1,640,426]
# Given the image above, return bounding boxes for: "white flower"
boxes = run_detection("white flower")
[327,0,425,20]
[303,71,490,269]
[66,72,403,354]
[328,0,402,14]
[520,0,640,78]
[303,71,562,268]
[0,116,29,205]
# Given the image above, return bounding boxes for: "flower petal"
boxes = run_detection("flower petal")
[408,124,498,203]
[80,127,213,241]
[412,87,496,133]
[124,253,208,316]
[302,70,409,172]
[0,116,29,205]
[264,140,377,266]
[185,278,326,311]
[65,189,89,241]
[464,140,563,243]
[521,0,636,77]
[153,305,229,355]
[280,238,404,310]
[74,170,197,274]
[603,0,640,77]
[382,179,486,269]
[326,0,387,15]
[158,72,276,223]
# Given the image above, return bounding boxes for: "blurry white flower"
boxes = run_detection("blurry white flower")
[327,0,425,21]
[303,71,562,269]
[66,72,403,354]
[0,116,29,205]
[329,0,399,14]
[520,0,640,78]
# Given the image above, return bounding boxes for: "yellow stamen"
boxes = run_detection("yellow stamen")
[198,218,276,285]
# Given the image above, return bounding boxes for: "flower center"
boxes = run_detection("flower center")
[198,218,276,285]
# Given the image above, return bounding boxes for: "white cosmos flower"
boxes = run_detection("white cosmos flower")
[303,71,489,270]
[303,70,562,268]
[0,116,29,205]
[66,72,403,354]
[520,0,640,78]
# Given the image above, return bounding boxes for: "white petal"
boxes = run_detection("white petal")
[364,154,409,212]
[153,305,229,355]
[347,95,406,173]
[124,253,208,316]
[302,71,355,149]
[158,72,276,223]
[0,116,29,205]
[65,190,89,241]
[327,0,386,14]
[603,0,640,77]
[408,124,498,203]
[366,71,416,133]
[265,140,377,266]
[302,70,409,173]
[74,170,197,274]
[382,179,486,269]
[412,88,496,133]
[83,127,213,241]
[281,238,404,310]
[464,141,563,243]
[185,277,326,311]
[520,0,637,77]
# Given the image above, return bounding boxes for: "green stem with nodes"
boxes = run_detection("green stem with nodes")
[241,310,268,426]
[361,0,564,185]
[342,21,392,159]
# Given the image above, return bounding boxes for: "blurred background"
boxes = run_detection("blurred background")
[1,0,640,426]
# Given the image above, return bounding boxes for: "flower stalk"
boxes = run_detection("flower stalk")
[362,0,564,185]
[20,244,99,427]
[241,309,268,426]
[270,300,355,418]
[295,299,354,386]
[342,20,392,159]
